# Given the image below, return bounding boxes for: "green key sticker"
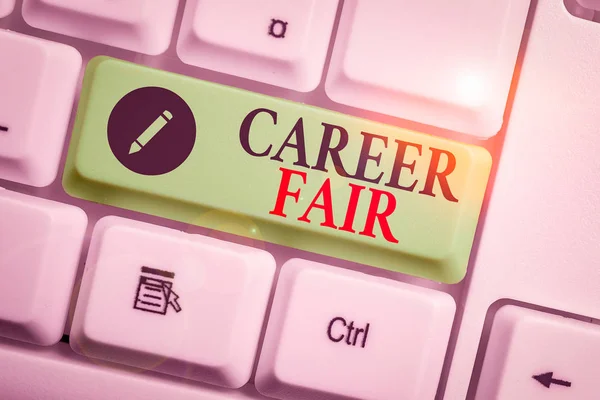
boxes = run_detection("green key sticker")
[64,56,492,283]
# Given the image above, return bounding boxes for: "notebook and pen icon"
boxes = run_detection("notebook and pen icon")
[133,266,182,315]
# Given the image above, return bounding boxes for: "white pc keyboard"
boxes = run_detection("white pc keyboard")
[1,0,599,399]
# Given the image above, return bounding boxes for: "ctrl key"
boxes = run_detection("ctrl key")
[256,259,456,400]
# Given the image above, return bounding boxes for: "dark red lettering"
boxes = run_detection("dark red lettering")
[239,108,276,157]
[352,131,388,184]
[419,147,459,202]
[339,183,366,233]
[311,123,351,177]
[385,140,422,192]
[298,178,337,229]
[270,117,310,168]
[359,189,399,243]
[269,167,307,218]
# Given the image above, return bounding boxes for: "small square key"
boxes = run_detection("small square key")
[177,0,339,91]
[0,31,81,187]
[70,216,276,388]
[256,259,456,400]
[0,188,87,345]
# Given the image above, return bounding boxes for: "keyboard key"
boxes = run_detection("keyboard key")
[0,0,14,18]
[0,31,81,187]
[22,0,180,55]
[255,259,455,400]
[577,0,600,10]
[566,0,596,20]
[325,0,531,138]
[0,341,229,400]
[0,189,87,345]
[70,216,275,388]
[177,0,339,91]
[475,306,600,399]
[63,57,491,284]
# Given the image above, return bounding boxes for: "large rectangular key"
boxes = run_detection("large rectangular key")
[326,0,531,138]
[64,57,491,283]
[0,340,228,400]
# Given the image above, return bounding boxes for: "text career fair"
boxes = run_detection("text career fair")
[239,108,460,245]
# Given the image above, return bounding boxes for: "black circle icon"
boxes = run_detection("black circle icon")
[107,87,196,176]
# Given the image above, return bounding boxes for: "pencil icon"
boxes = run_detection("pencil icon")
[129,110,173,154]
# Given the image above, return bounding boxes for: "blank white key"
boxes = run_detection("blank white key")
[22,0,180,55]
[255,259,455,400]
[0,0,14,18]
[0,189,87,345]
[177,0,339,91]
[326,0,531,138]
[0,31,81,187]
[70,216,276,389]
[475,306,600,399]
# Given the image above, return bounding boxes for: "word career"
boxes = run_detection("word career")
[239,108,460,244]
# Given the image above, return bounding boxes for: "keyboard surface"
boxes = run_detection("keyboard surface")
[1,0,600,399]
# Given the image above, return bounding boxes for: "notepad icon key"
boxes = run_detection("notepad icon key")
[133,266,182,315]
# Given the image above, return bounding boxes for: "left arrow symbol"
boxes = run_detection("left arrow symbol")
[533,372,572,389]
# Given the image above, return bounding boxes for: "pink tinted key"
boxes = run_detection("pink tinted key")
[256,259,456,400]
[577,0,600,10]
[22,0,180,55]
[0,0,14,18]
[0,31,81,187]
[177,0,339,91]
[476,306,600,399]
[70,216,276,388]
[0,341,231,400]
[0,188,87,345]
[325,0,530,138]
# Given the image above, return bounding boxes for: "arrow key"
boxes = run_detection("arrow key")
[474,306,600,399]
[533,372,571,389]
